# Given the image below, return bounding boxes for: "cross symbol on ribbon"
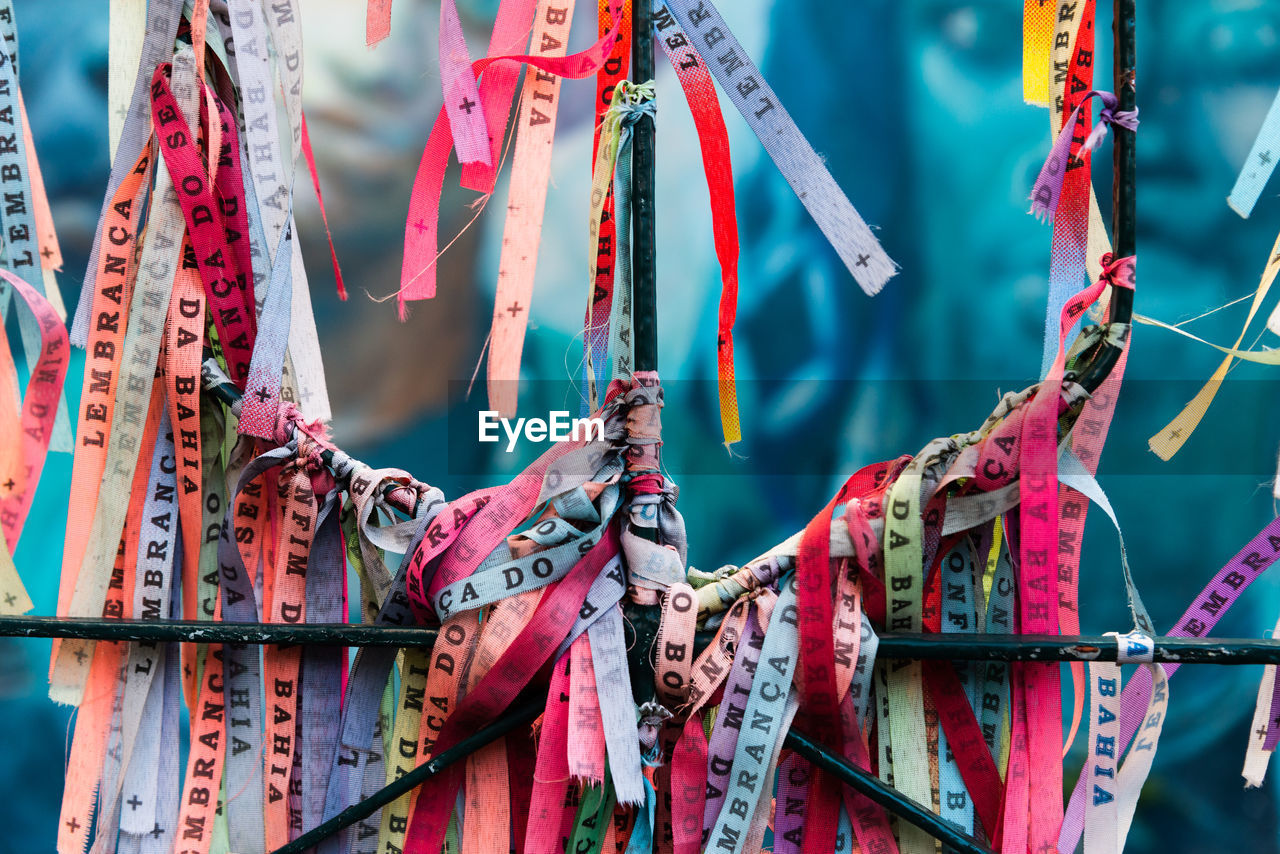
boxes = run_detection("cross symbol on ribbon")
[255,387,272,403]
[127,795,142,811]
[459,96,477,115]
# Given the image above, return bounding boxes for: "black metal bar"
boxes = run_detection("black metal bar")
[9,617,1280,664]
[630,0,657,373]
[1076,0,1136,394]
[875,633,1271,663]
[1111,0,1137,265]
[0,616,436,647]
[787,728,994,854]
[269,698,542,854]
[625,594,662,707]
[624,1,662,705]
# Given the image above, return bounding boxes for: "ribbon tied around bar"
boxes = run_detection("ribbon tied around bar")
[1110,630,1155,665]
[1031,90,1139,222]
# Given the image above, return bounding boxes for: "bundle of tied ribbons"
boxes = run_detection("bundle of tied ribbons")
[58,252,1184,854]
[337,253,1160,854]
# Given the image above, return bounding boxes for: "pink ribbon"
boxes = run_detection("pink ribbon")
[398,1,625,315]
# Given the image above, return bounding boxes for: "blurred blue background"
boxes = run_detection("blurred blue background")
[4,0,1280,850]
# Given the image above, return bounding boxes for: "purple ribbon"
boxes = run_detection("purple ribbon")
[1030,90,1139,222]
[702,606,766,840]
[301,492,345,833]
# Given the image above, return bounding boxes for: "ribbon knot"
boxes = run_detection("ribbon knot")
[272,400,334,450]
[1088,98,1139,152]
[606,79,656,129]
[1098,252,1136,291]
[295,432,329,476]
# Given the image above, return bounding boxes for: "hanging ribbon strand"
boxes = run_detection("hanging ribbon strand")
[1228,82,1280,219]
[660,0,896,295]
[0,4,73,454]
[488,0,582,421]
[581,0,632,433]
[398,0,628,314]
[651,4,743,447]
[0,268,67,617]
[1022,0,1055,106]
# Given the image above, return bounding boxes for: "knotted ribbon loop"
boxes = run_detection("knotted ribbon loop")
[272,399,335,451]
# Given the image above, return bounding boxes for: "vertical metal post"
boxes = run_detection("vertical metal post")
[1112,0,1137,268]
[631,0,657,372]
[1075,0,1136,394]
[624,0,661,704]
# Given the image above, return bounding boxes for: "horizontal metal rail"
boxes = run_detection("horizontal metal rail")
[0,616,438,646]
[4,617,1277,664]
